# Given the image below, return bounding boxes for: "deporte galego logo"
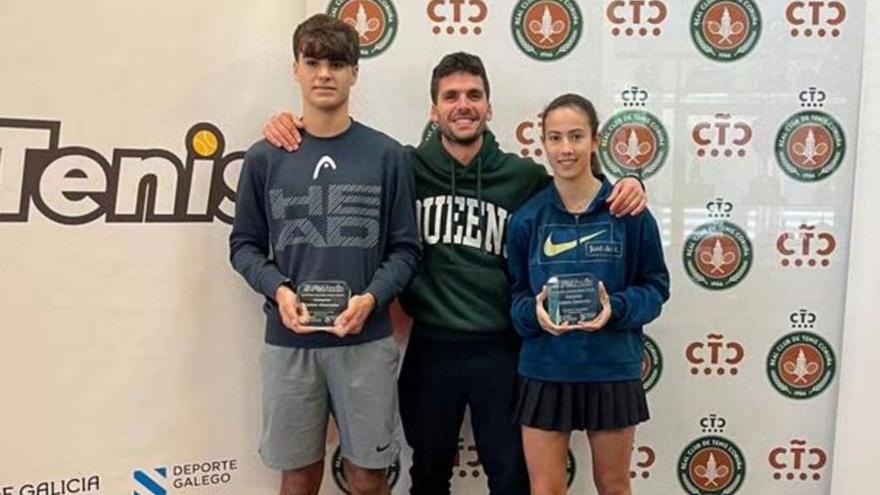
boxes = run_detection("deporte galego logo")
[133,459,238,494]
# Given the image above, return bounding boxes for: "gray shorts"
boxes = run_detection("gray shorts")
[259,336,400,471]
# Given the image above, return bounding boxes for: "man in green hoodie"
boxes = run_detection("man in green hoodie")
[262,52,646,495]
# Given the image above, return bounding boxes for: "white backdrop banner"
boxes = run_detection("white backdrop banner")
[0,1,864,494]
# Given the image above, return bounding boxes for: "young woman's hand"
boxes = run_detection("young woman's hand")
[577,282,612,332]
[535,285,578,336]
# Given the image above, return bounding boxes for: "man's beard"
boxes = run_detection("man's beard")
[437,118,487,146]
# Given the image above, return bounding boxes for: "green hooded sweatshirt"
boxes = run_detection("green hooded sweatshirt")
[400,130,551,342]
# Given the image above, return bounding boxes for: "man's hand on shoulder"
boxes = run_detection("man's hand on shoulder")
[606,176,647,217]
[264,112,305,152]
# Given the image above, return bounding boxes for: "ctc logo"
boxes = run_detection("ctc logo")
[786,1,846,38]
[516,113,544,159]
[454,437,482,478]
[630,445,656,480]
[769,440,828,481]
[692,113,752,159]
[777,224,837,268]
[428,0,488,35]
[606,0,668,37]
[686,334,744,376]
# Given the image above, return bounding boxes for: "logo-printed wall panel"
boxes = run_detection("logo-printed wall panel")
[0,1,863,494]
[308,1,864,494]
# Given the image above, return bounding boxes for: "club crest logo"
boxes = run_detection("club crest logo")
[512,0,583,60]
[683,199,752,290]
[599,91,669,179]
[679,415,746,495]
[690,0,762,62]
[328,0,398,59]
[641,334,663,392]
[775,110,846,182]
[767,329,835,399]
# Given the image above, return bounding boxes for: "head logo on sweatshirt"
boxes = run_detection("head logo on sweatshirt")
[641,335,662,392]
[512,0,583,61]
[683,198,752,290]
[599,88,668,180]
[690,0,761,62]
[679,414,746,495]
[767,311,835,399]
[776,89,845,182]
[332,447,400,493]
[313,155,338,180]
[328,0,398,59]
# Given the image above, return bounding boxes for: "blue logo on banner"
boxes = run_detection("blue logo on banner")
[134,467,167,495]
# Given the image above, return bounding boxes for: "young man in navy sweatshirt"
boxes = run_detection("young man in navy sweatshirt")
[229,14,421,495]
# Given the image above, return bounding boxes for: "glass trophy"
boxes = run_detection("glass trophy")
[296,280,351,330]
[546,273,601,325]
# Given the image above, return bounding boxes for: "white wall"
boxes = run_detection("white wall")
[831,4,880,494]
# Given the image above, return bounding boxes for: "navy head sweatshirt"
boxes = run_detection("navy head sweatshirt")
[229,120,421,348]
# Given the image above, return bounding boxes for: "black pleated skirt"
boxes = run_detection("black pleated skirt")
[513,376,649,432]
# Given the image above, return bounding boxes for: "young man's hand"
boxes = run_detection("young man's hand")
[276,285,316,334]
[606,177,647,217]
[263,112,305,151]
[332,293,377,337]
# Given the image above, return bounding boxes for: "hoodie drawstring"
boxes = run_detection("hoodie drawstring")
[476,156,485,254]
[449,153,487,254]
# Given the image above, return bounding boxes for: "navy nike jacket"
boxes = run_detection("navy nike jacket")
[506,179,670,382]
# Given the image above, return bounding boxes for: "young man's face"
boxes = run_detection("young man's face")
[294,55,358,111]
[431,72,492,146]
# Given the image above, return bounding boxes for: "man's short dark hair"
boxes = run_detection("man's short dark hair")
[292,14,360,66]
[430,52,490,104]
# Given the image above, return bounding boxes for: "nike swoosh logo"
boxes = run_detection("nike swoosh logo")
[376,443,392,453]
[543,230,607,257]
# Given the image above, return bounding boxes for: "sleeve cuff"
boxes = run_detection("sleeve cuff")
[365,279,395,309]
[624,173,646,191]
[261,272,290,301]
[610,294,626,324]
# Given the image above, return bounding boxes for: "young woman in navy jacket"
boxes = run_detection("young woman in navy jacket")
[507,94,670,495]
